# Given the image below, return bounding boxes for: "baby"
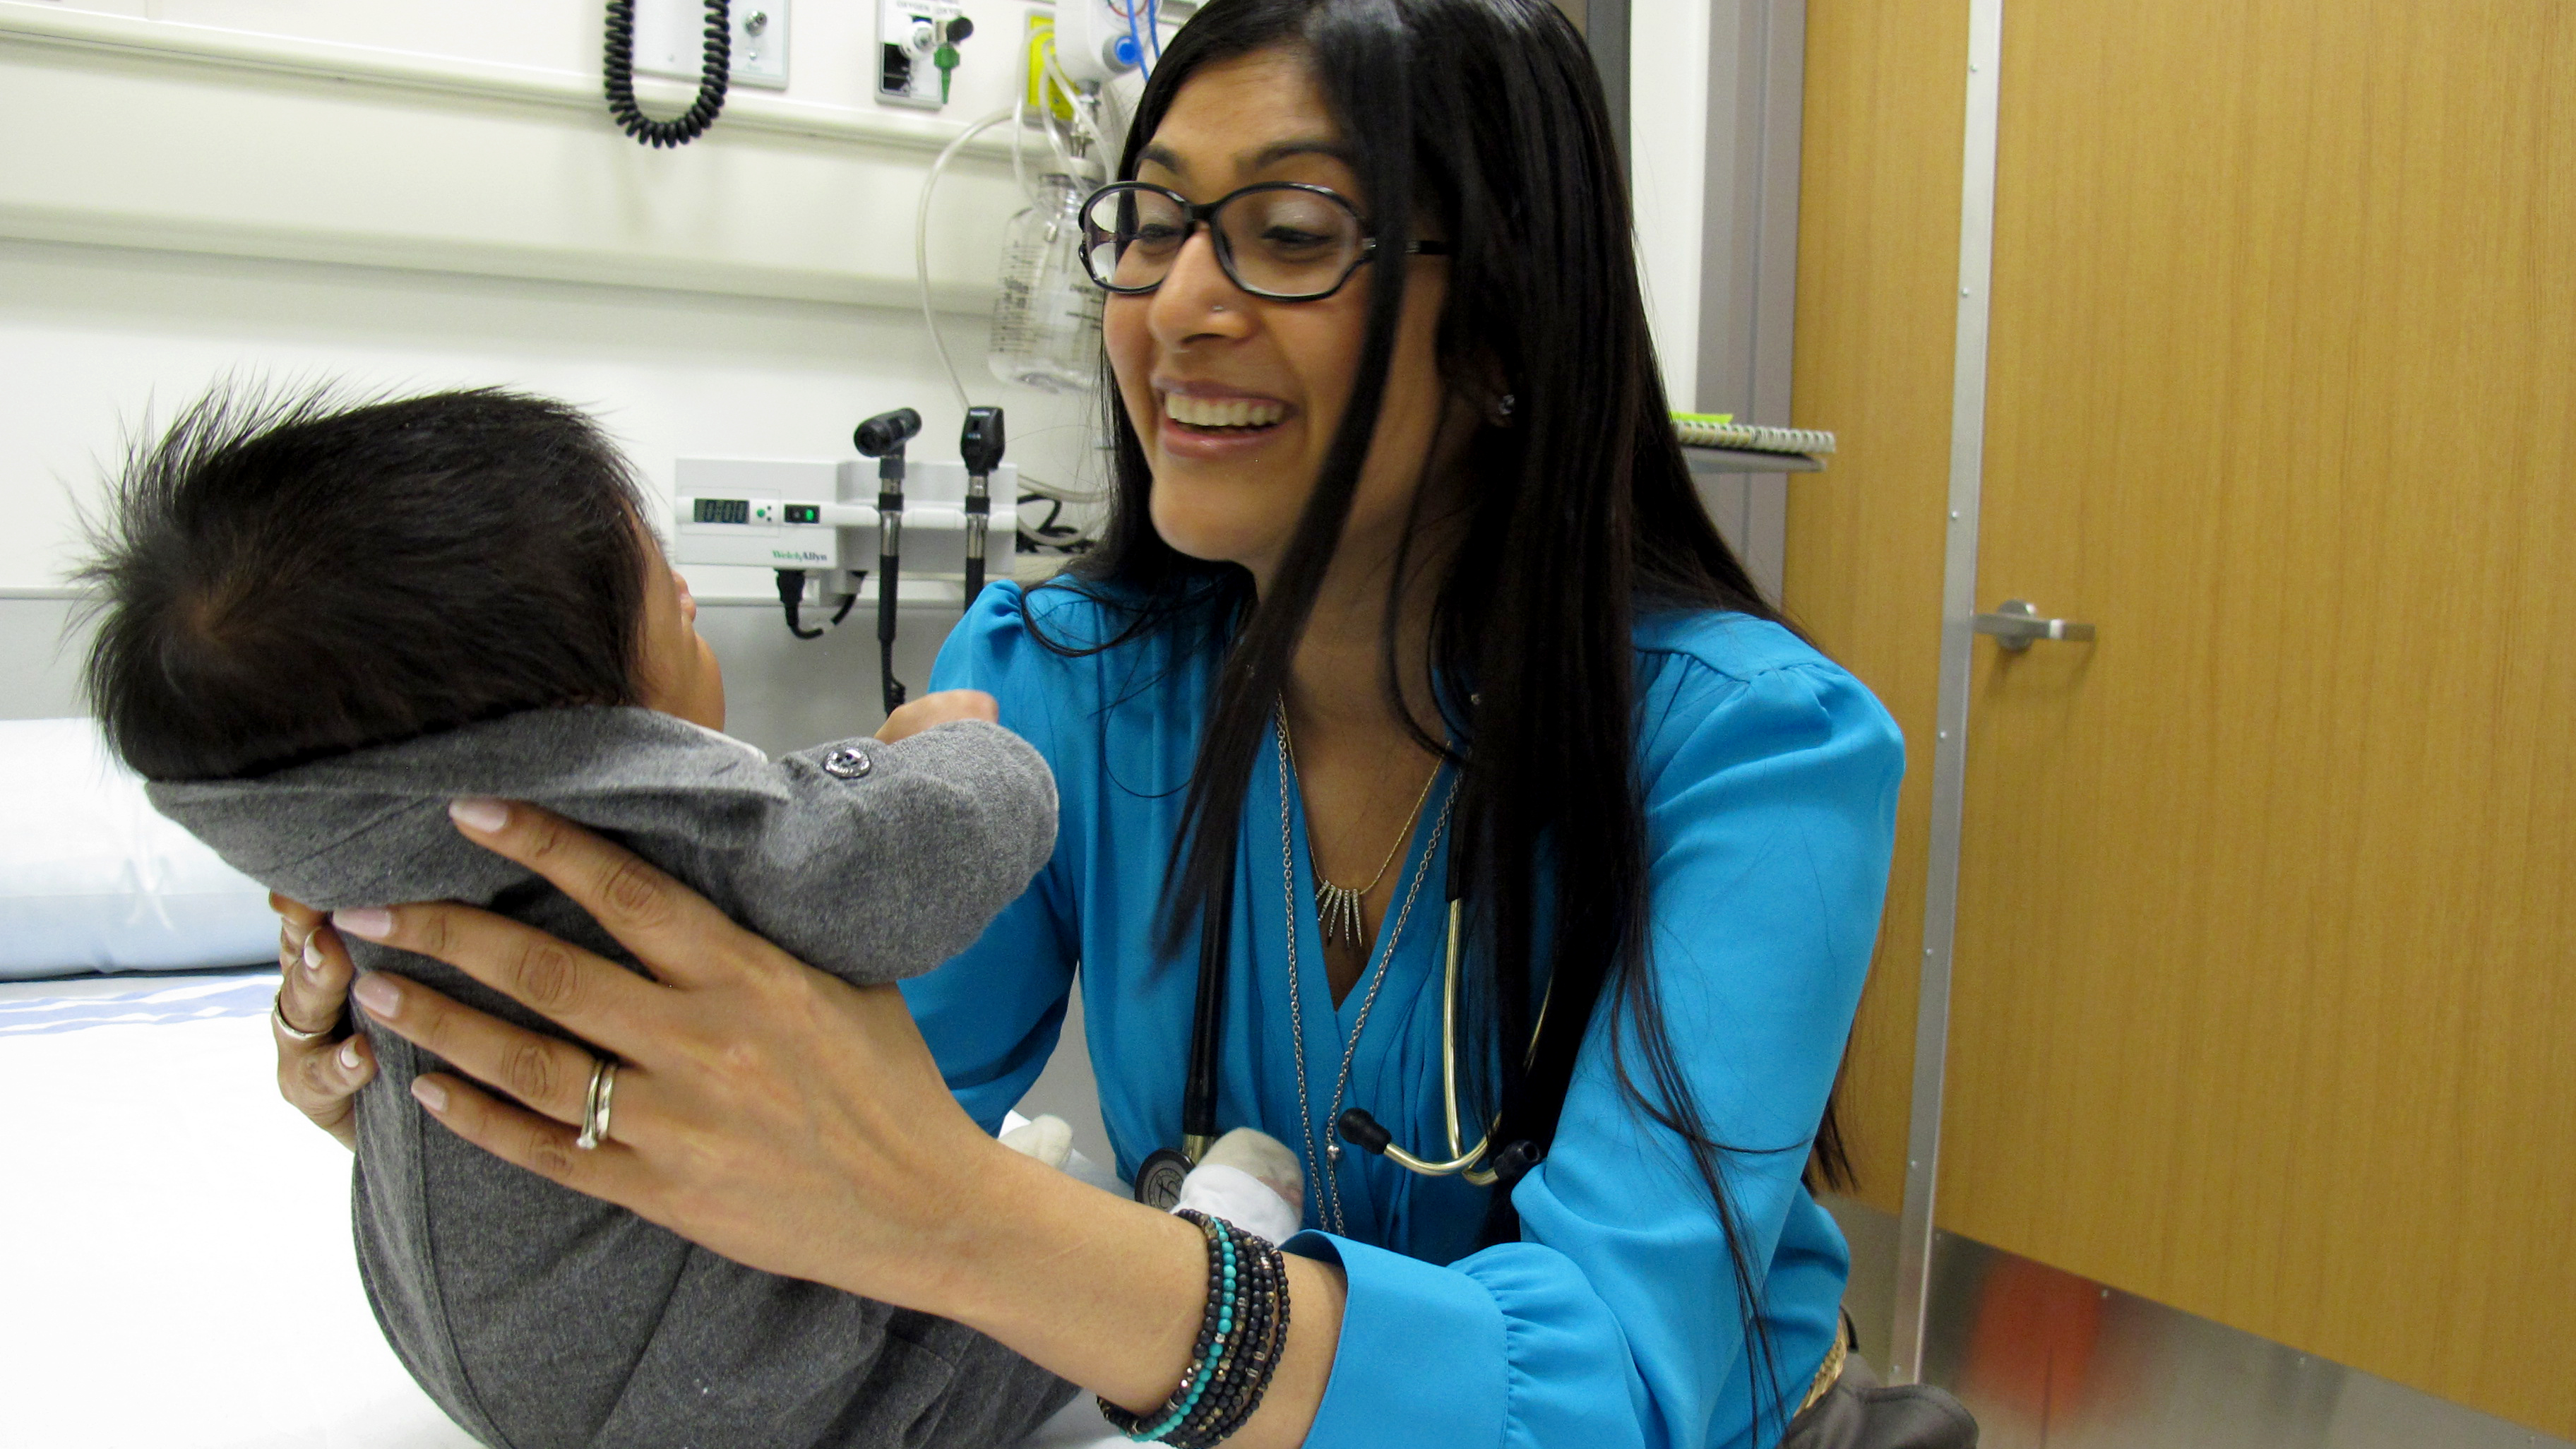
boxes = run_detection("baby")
[79,386,1075,1449]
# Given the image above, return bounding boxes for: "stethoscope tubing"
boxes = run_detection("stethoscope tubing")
[1171,890,1544,1191]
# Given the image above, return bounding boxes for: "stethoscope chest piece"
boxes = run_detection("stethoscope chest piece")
[1133,1147,1193,1210]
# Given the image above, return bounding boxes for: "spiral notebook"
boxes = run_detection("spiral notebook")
[1671,412,1837,456]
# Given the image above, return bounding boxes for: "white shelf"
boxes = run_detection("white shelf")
[1683,446,1826,475]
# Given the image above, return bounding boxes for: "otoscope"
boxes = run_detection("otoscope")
[854,407,922,715]
[958,406,1006,603]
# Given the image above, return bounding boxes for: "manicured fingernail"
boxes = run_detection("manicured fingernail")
[351,973,400,1019]
[411,1078,447,1112]
[334,907,393,940]
[449,797,509,833]
[339,1038,365,1071]
[302,934,330,974]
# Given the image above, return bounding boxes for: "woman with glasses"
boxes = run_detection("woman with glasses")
[271,0,1920,1445]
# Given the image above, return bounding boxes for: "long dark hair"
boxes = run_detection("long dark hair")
[1042,0,1847,1433]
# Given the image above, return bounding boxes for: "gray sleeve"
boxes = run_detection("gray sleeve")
[716,719,1059,986]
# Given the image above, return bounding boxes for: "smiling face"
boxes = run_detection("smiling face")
[1104,46,1467,594]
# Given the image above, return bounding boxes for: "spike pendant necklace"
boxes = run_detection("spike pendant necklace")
[1315,876,1370,950]
[1276,700,1442,949]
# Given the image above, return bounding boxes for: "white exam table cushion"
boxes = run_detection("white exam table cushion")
[0,984,1128,1449]
[0,717,274,979]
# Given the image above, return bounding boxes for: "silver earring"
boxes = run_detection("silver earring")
[1492,392,1515,424]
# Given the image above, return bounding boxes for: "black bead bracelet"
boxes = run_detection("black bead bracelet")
[1099,1210,1293,1448]
[1171,1229,1287,1445]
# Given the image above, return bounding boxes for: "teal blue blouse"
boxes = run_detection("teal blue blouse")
[906,581,1903,1449]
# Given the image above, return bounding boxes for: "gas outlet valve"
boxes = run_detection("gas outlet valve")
[878,0,972,109]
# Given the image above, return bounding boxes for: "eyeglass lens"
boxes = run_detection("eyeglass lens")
[1083,186,1366,299]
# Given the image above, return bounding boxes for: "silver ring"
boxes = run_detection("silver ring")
[576,1057,619,1150]
[271,991,338,1044]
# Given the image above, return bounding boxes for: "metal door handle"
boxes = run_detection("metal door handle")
[1974,599,2094,650]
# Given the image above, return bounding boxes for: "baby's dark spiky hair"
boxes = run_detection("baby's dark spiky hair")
[77,383,655,781]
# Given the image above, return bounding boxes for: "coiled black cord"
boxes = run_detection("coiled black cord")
[604,0,732,148]
[1018,493,1096,556]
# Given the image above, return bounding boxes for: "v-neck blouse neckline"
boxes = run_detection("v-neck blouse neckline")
[1273,720,1457,1030]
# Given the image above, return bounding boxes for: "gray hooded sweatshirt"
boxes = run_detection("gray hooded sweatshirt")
[150,708,1075,1449]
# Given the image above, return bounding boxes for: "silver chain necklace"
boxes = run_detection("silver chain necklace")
[1276,713,1453,1236]
[1277,705,1444,948]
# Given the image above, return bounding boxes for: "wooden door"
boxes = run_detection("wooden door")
[1791,1,2575,1436]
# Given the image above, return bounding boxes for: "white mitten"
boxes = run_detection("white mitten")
[999,1113,1074,1169]
[1172,1127,1304,1245]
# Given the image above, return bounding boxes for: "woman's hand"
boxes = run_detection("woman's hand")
[873,688,998,743]
[328,799,1004,1304]
[327,800,1345,1445]
[269,894,376,1151]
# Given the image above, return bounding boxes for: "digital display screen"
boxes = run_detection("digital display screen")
[693,498,751,525]
[785,504,821,524]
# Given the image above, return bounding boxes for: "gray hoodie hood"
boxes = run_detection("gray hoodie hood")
[147,705,1058,986]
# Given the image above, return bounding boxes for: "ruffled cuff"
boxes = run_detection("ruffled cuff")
[1284,1233,1657,1449]
[1282,1232,1509,1449]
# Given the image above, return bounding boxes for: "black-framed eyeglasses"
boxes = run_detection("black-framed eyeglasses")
[1078,181,1450,302]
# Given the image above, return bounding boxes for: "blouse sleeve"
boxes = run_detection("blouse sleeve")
[899,583,1083,1136]
[1285,655,1904,1449]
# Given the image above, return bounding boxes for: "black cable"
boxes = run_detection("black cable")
[604,0,731,148]
[775,568,823,639]
[777,569,860,639]
[1017,492,1095,555]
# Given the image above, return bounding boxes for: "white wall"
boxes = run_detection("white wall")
[25,0,1034,122]
[0,237,1104,588]
[1625,0,1804,604]
[0,0,1099,596]
[1625,0,1712,411]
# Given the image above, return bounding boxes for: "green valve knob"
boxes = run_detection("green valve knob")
[934,16,971,104]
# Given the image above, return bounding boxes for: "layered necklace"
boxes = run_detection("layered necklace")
[1274,703,1443,948]
[1275,700,1452,1234]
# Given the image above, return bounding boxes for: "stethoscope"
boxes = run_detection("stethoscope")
[1132,840,1552,1210]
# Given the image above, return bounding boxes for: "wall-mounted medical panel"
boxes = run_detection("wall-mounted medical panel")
[672,455,1019,585]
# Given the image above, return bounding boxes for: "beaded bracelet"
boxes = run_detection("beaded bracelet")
[1174,1221,1289,1448]
[1170,1227,1288,1446]
[1099,1210,1293,1448]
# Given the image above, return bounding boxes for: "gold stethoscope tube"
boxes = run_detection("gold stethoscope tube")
[1371,900,1549,1186]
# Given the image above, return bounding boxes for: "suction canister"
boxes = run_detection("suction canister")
[989,172,1102,395]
